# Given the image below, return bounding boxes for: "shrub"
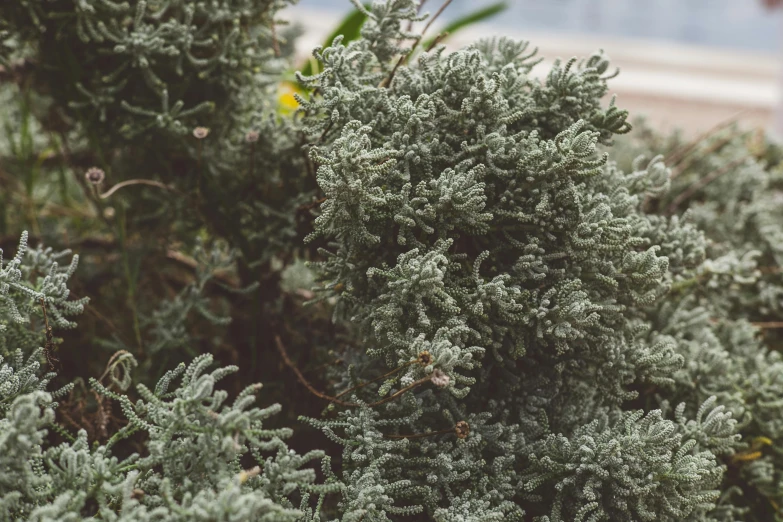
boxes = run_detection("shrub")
[0,0,782,520]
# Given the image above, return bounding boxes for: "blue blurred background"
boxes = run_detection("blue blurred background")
[297,0,779,52]
[292,1,783,134]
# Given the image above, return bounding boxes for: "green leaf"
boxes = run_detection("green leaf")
[297,2,507,79]
[299,5,369,78]
[422,2,508,50]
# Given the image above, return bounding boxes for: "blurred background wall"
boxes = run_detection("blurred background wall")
[291,0,782,135]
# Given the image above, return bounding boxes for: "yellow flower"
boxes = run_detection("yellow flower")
[278,82,300,113]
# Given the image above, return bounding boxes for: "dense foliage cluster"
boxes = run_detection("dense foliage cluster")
[2,0,783,520]
[0,234,336,520]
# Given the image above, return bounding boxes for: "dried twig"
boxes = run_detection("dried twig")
[317,120,335,145]
[425,32,448,52]
[99,179,178,199]
[335,360,417,399]
[752,322,783,329]
[274,335,359,407]
[379,0,453,88]
[84,301,132,347]
[0,59,35,84]
[367,376,429,407]
[297,197,327,212]
[165,249,239,288]
[379,55,407,89]
[270,18,281,58]
[406,0,429,31]
[670,134,741,179]
[97,350,133,387]
[39,298,58,371]
[666,155,751,215]
[420,0,453,41]
[386,426,453,439]
[385,420,469,440]
[274,336,430,408]
[665,110,746,167]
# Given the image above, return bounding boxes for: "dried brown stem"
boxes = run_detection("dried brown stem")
[274,336,429,408]
[670,134,739,179]
[274,335,360,407]
[405,0,429,32]
[425,32,448,52]
[665,110,746,167]
[367,377,429,407]
[379,55,406,89]
[84,302,132,347]
[335,360,416,399]
[386,426,452,439]
[380,0,453,88]
[306,358,343,375]
[298,197,328,212]
[421,0,453,40]
[270,19,281,58]
[249,142,256,178]
[752,322,783,329]
[317,120,335,145]
[99,179,177,199]
[387,420,470,440]
[39,298,58,371]
[666,155,751,215]
[165,249,239,288]
[97,350,133,388]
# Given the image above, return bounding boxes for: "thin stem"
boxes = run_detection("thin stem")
[99,179,178,199]
[270,18,281,57]
[196,140,204,202]
[752,322,783,329]
[97,350,133,388]
[117,207,144,354]
[84,299,132,347]
[366,377,429,407]
[406,0,428,31]
[39,298,58,370]
[298,197,327,212]
[386,426,452,440]
[420,0,453,41]
[424,32,448,52]
[664,110,746,167]
[666,155,751,215]
[670,133,746,179]
[317,120,334,145]
[275,336,429,408]
[379,0,453,88]
[274,336,360,407]
[334,360,416,398]
[249,142,256,178]
[380,55,406,88]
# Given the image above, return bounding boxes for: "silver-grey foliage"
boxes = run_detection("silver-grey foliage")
[4,0,783,520]
[295,1,753,520]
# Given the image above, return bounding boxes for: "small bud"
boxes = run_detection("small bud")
[455,420,470,439]
[237,465,261,484]
[245,130,259,143]
[103,207,116,219]
[295,288,315,300]
[192,126,210,139]
[418,351,432,365]
[430,368,450,388]
[85,167,105,185]
[131,488,145,500]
